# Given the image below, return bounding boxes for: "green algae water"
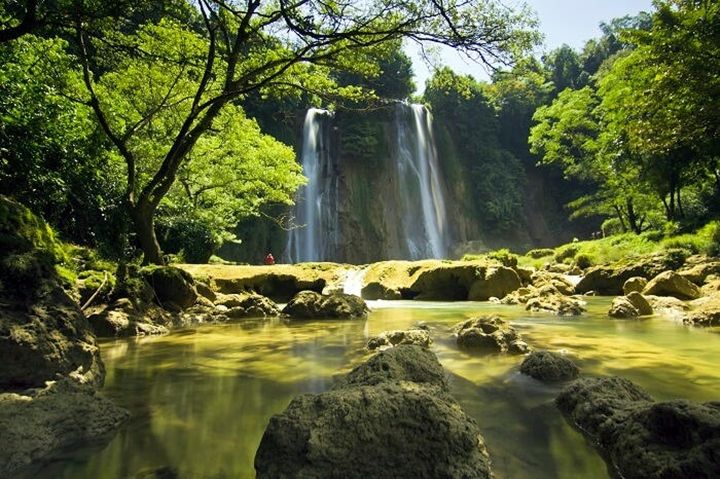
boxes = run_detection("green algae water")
[25,298,720,479]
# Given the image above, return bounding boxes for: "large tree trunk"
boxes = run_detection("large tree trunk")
[130,200,164,265]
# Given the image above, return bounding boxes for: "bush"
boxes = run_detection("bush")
[601,218,625,237]
[574,253,595,269]
[526,248,554,259]
[710,222,720,257]
[486,248,518,267]
[156,216,220,264]
[662,248,690,270]
[554,245,579,263]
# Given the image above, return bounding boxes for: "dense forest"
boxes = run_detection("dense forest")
[1,0,718,263]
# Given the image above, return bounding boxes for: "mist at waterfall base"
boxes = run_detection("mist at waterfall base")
[285,103,449,263]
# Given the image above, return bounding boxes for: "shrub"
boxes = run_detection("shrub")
[487,248,518,267]
[662,248,690,270]
[554,245,579,263]
[574,253,595,269]
[601,218,625,237]
[526,248,554,259]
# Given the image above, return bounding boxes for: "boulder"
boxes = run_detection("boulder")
[367,328,432,350]
[678,261,720,285]
[142,266,198,309]
[410,263,482,300]
[645,295,689,314]
[623,276,647,295]
[643,271,701,300]
[254,346,492,478]
[575,257,668,295]
[214,292,279,318]
[683,294,720,327]
[531,271,575,295]
[283,291,369,319]
[361,281,402,300]
[609,296,639,318]
[525,293,586,316]
[556,376,720,479]
[453,316,531,354]
[0,380,129,477]
[626,291,653,316]
[86,299,169,337]
[467,266,522,301]
[195,281,216,302]
[520,351,579,382]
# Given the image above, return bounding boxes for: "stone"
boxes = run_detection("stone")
[520,351,579,382]
[525,293,586,316]
[361,281,402,300]
[142,266,198,309]
[623,276,647,295]
[214,292,280,318]
[608,296,639,318]
[0,379,129,477]
[453,316,531,354]
[556,376,720,479]
[467,266,522,301]
[678,262,720,285]
[254,346,492,478]
[367,328,432,350]
[575,256,668,295]
[283,291,369,319]
[531,271,575,295]
[626,291,653,316]
[683,294,720,327]
[642,271,701,300]
[195,281,216,302]
[86,299,169,337]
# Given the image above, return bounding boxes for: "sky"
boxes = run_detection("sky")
[408,0,655,91]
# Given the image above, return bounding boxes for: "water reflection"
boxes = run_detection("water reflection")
[26,299,720,479]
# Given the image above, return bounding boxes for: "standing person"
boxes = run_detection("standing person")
[264,252,275,265]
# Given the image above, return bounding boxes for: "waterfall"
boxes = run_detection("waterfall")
[286,108,337,263]
[394,103,448,259]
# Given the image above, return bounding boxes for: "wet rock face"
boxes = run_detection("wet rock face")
[0,284,104,390]
[520,351,579,382]
[366,328,432,350]
[453,316,531,354]
[283,291,369,319]
[0,380,129,477]
[642,271,701,300]
[254,346,493,478]
[556,377,720,479]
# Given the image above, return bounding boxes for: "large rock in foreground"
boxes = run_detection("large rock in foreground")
[283,291,369,319]
[556,376,720,479]
[0,380,129,477]
[255,346,493,478]
[453,316,530,354]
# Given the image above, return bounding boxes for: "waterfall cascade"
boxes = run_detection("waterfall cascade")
[286,103,449,263]
[285,109,337,263]
[394,103,448,259]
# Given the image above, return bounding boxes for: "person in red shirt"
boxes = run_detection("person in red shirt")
[264,252,275,265]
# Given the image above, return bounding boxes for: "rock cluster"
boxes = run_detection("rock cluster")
[556,376,720,479]
[453,316,531,354]
[367,328,432,350]
[283,291,369,319]
[254,345,493,478]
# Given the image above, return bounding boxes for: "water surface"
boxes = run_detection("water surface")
[27,298,720,478]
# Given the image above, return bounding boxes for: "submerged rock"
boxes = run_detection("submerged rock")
[556,376,720,479]
[366,328,432,350]
[643,271,701,300]
[520,351,579,382]
[283,291,369,319]
[0,379,129,477]
[254,346,492,478]
[453,316,530,354]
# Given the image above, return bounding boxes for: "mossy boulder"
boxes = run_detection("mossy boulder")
[643,271,701,300]
[684,294,720,327]
[283,291,369,319]
[142,266,198,309]
[576,256,668,295]
[254,346,493,478]
[526,293,586,316]
[556,376,720,479]
[520,351,579,382]
[215,292,280,319]
[467,266,522,301]
[453,316,530,354]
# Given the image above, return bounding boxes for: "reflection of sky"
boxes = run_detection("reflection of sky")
[407,0,655,92]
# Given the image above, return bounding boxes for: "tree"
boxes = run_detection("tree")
[65,0,539,264]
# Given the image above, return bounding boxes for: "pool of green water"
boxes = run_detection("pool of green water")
[26,298,720,478]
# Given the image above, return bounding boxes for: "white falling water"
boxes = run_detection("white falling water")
[342,267,368,297]
[394,103,448,259]
[286,109,337,263]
